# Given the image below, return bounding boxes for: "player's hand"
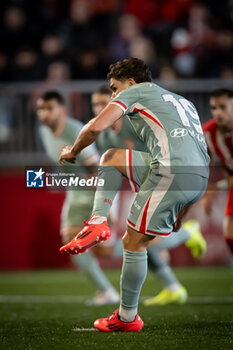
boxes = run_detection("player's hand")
[59,146,76,165]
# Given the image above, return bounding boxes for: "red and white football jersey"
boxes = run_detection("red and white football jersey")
[203,119,233,173]
[203,119,233,216]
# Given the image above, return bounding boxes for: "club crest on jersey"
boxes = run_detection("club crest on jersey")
[26,168,44,187]
[170,128,188,138]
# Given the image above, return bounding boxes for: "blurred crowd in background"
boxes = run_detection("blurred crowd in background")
[0,0,233,83]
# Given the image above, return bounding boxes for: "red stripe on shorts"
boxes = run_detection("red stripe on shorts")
[127,219,171,236]
[146,229,171,236]
[139,194,152,234]
[127,219,136,227]
[128,149,138,192]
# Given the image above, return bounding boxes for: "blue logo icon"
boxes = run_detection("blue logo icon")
[26,168,45,188]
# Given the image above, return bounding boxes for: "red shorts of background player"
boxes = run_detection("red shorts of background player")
[224,188,233,217]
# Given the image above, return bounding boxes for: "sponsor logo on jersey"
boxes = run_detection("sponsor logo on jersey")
[170,128,188,138]
[26,168,44,187]
[188,129,206,143]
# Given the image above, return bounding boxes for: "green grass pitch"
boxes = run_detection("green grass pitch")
[0,267,232,350]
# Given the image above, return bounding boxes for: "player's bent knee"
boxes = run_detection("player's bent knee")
[122,226,155,252]
[122,231,130,249]
[100,148,118,166]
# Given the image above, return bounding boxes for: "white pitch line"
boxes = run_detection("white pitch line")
[72,328,97,332]
[0,295,86,303]
[0,295,233,304]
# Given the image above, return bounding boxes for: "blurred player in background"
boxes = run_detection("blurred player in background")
[59,58,210,332]
[94,85,207,306]
[203,89,233,257]
[94,85,149,153]
[37,90,120,305]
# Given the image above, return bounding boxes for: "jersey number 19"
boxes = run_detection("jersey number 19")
[162,94,203,134]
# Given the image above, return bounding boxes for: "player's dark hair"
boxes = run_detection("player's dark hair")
[210,89,233,99]
[40,91,65,105]
[95,85,112,95]
[107,57,153,83]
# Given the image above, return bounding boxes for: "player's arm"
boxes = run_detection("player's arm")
[201,137,230,214]
[201,131,215,214]
[59,104,123,165]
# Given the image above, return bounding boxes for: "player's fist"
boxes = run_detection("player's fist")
[59,145,76,165]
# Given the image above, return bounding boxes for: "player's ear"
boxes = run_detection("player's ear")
[128,78,136,86]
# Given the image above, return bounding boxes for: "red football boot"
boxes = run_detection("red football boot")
[59,215,111,255]
[94,309,144,332]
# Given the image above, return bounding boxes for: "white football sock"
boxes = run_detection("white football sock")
[88,216,107,224]
[119,306,137,322]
